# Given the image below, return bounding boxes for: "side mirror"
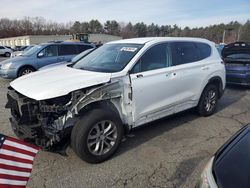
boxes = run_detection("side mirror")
[37,52,44,58]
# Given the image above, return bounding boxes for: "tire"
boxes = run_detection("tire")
[18,67,35,77]
[197,84,219,117]
[71,108,123,163]
[5,52,11,57]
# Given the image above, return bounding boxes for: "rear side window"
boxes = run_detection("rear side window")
[171,42,199,66]
[59,45,77,55]
[195,42,211,59]
[77,45,94,53]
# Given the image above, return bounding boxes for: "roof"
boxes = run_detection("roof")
[108,37,213,45]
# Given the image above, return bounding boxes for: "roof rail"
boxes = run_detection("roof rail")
[48,40,64,43]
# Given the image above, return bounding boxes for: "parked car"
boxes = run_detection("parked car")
[197,124,250,188]
[11,45,35,58]
[0,41,94,78]
[5,37,225,163]
[222,42,250,86]
[0,45,13,57]
[215,44,224,56]
[39,47,96,70]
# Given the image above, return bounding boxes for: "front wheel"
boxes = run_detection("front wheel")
[71,108,123,163]
[18,67,35,77]
[197,84,219,116]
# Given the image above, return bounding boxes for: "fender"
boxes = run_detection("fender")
[208,76,224,98]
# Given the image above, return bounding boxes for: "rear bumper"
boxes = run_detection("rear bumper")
[226,73,250,86]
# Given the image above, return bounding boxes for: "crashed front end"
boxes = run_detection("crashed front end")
[5,87,73,150]
[5,81,124,150]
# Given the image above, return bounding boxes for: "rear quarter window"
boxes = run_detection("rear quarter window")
[195,42,211,59]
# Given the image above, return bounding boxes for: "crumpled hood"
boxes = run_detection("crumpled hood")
[10,66,112,100]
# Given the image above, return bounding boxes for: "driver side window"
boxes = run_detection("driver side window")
[40,45,58,57]
[131,43,171,74]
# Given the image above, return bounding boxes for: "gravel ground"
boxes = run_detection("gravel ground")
[0,57,250,188]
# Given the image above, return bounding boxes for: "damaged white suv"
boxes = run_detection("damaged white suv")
[5,37,225,163]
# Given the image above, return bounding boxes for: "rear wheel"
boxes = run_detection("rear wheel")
[18,67,35,77]
[197,84,218,116]
[71,108,123,163]
[5,52,11,57]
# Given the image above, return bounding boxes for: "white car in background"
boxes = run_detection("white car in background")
[0,45,13,57]
[11,45,34,58]
[5,37,225,163]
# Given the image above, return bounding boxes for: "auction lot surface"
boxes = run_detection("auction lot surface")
[0,57,250,188]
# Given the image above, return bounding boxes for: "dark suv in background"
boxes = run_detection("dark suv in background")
[223,42,250,86]
[0,41,95,79]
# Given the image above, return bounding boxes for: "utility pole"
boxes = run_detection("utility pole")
[237,26,242,41]
[222,28,233,44]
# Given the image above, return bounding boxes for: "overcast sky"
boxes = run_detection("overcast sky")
[1,0,250,28]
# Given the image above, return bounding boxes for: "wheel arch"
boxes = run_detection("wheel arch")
[207,76,224,98]
[78,100,130,133]
[17,65,37,76]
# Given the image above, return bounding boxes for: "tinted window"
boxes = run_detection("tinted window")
[131,43,171,73]
[59,45,77,55]
[214,131,250,188]
[41,45,58,57]
[0,46,4,49]
[171,42,199,66]
[195,42,211,59]
[227,53,250,59]
[77,45,93,53]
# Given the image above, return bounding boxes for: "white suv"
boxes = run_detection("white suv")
[0,46,12,57]
[5,37,225,163]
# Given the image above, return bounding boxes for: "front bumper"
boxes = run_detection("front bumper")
[0,68,17,79]
[226,72,250,86]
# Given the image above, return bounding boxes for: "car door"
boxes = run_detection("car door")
[130,43,182,126]
[0,46,5,55]
[169,42,212,112]
[36,45,61,68]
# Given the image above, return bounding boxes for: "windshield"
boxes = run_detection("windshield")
[226,53,250,59]
[71,48,95,63]
[73,43,143,72]
[22,45,43,56]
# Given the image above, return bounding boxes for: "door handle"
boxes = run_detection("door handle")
[136,74,143,78]
[201,66,209,70]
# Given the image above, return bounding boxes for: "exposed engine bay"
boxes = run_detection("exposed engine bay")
[5,81,125,150]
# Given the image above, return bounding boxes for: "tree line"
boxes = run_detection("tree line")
[0,17,249,43]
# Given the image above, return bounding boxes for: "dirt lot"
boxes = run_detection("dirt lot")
[0,57,250,188]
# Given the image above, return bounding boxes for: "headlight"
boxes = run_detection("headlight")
[196,164,211,188]
[196,157,217,188]
[1,62,12,70]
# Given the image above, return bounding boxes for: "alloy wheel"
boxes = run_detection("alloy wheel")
[87,120,118,156]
